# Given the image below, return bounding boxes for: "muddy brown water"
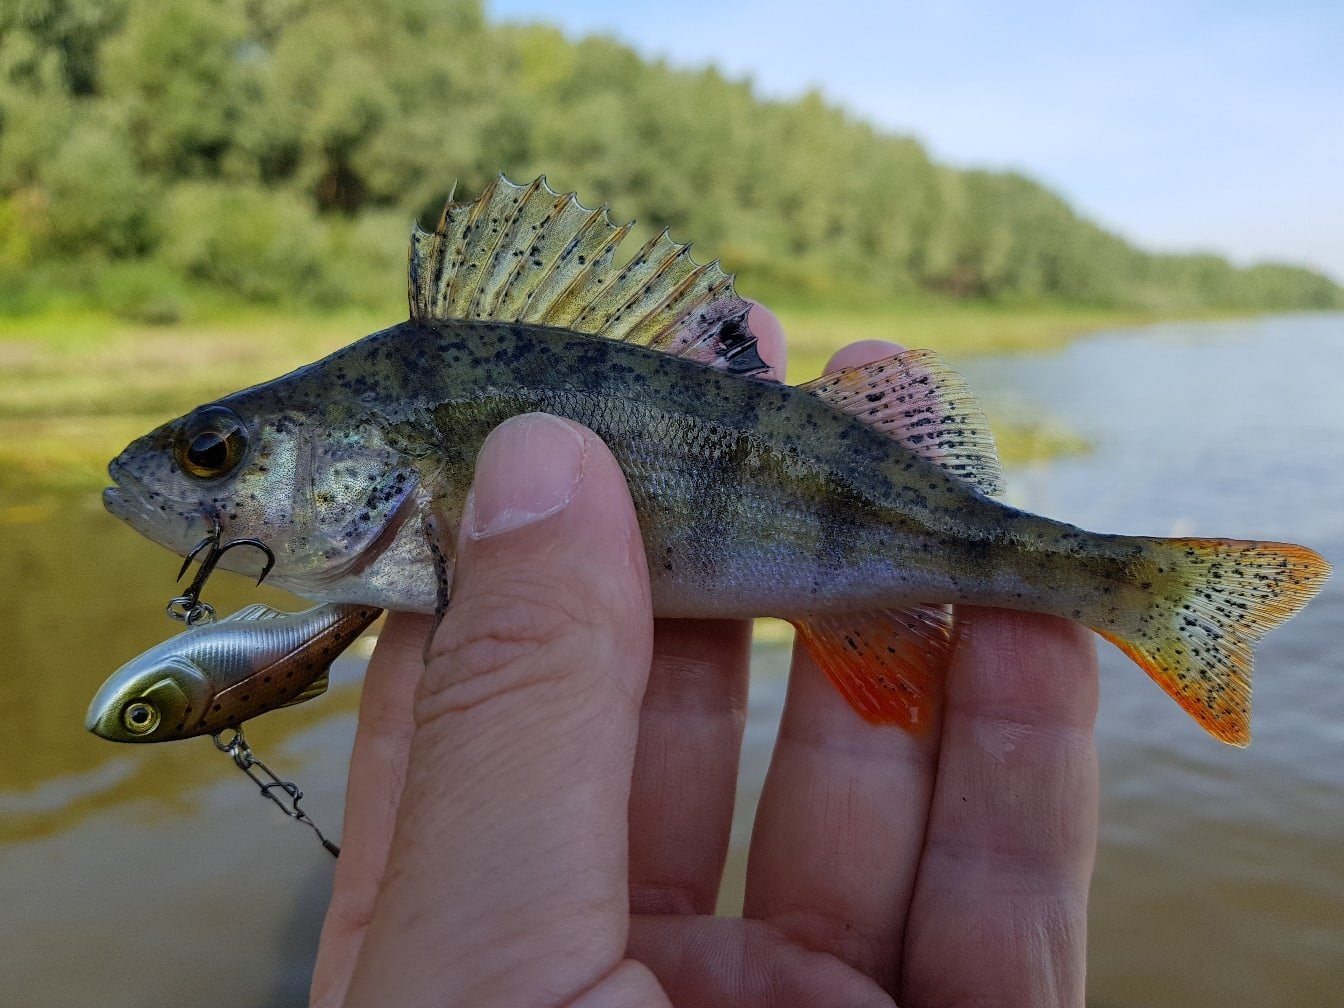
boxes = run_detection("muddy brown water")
[1,314,1340,1006]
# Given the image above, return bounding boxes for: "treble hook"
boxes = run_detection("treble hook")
[167,519,276,625]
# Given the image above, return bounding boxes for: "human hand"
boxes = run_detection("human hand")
[309,310,1100,1007]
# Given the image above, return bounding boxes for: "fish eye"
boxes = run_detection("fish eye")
[175,406,248,481]
[122,701,160,736]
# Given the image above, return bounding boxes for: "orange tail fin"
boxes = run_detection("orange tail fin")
[1095,538,1329,746]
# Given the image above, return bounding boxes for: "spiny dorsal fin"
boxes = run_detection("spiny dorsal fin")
[800,349,1005,496]
[219,603,286,623]
[408,175,769,377]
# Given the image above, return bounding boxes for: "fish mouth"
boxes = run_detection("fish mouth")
[102,484,133,521]
[84,692,118,739]
[103,460,152,527]
[103,459,196,550]
[85,670,131,741]
[104,455,130,504]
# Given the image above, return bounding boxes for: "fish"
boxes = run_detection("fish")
[87,602,382,742]
[102,175,1330,746]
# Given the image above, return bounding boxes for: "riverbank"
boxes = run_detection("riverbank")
[0,299,1163,498]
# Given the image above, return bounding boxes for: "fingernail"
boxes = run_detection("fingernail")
[466,413,587,538]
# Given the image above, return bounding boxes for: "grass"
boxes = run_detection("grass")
[0,297,1128,500]
[773,299,1165,379]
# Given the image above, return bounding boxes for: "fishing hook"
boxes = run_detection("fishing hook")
[166,519,276,626]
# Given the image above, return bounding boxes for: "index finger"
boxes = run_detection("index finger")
[310,610,435,1008]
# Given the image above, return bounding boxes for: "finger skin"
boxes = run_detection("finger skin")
[743,641,940,989]
[310,610,434,1008]
[901,607,1099,1008]
[743,339,939,993]
[344,416,654,1008]
[626,303,787,916]
[628,915,892,1007]
[629,618,752,914]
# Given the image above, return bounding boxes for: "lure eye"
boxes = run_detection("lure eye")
[123,701,160,736]
[175,406,247,481]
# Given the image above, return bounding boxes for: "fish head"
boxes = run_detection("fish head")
[104,386,419,596]
[86,653,209,743]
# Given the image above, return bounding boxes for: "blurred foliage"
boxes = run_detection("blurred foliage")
[1,0,1339,323]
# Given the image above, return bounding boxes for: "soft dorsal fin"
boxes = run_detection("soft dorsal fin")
[408,175,769,377]
[219,603,286,623]
[800,349,1005,496]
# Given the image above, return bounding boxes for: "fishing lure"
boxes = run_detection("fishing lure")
[87,602,380,855]
[87,602,381,743]
[103,176,1329,744]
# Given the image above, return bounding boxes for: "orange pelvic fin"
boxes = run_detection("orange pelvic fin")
[792,604,954,732]
[1097,538,1330,746]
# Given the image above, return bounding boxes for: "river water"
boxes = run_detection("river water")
[1,314,1340,1006]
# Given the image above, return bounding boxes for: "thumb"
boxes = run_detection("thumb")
[345,413,657,1007]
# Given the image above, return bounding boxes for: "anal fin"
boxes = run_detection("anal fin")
[792,604,953,732]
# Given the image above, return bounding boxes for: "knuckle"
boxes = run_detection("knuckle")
[416,578,602,724]
[762,906,892,985]
[433,577,596,666]
[969,711,1093,768]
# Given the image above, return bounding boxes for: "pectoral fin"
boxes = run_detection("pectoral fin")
[421,504,458,624]
[792,605,954,732]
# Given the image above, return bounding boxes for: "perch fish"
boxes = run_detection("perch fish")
[87,602,382,742]
[102,176,1329,745]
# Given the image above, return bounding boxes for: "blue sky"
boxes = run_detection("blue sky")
[488,0,1343,280]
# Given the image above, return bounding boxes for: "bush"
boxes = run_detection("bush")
[92,259,189,324]
[313,208,410,311]
[0,193,38,272]
[159,183,325,303]
[40,119,157,258]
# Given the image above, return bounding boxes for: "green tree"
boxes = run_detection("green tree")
[0,0,1336,315]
